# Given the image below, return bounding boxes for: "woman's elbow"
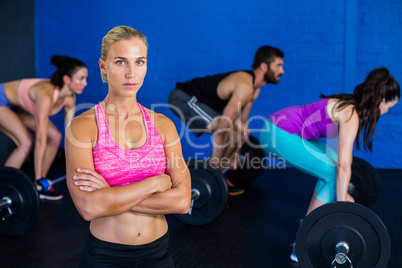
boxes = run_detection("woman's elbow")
[337,163,352,173]
[74,195,104,221]
[337,163,352,181]
[78,209,95,222]
[174,187,192,214]
[78,203,101,221]
[175,197,191,214]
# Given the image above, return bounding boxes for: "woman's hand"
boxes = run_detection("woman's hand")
[73,168,110,192]
[345,192,355,203]
[153,173,173,193]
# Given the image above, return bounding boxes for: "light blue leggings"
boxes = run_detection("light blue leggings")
[259,119,337,203]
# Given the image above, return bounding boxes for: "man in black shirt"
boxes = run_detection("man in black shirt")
[169,46,284,195]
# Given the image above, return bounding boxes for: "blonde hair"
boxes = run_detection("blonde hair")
[100,26,148,83]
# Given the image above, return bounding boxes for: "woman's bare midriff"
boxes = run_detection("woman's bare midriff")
[89,212,168,245]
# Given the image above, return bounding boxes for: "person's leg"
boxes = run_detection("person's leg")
[260,119,337,213]
[260,120,338,262]
[168,88,218,136]
[17,111,62,177]
[0,107,33,168]
[301,139,337,215]
[168,89,244,195]
[16,110,63,200]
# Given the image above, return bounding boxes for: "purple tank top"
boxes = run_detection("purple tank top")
[269,99,338,140]
[93,103,166,187]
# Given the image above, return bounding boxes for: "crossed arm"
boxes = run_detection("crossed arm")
[65,111,191,221]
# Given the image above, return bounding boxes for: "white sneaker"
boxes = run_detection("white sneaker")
[290,242,298,263]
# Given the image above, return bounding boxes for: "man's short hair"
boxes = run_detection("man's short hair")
[252,45,284,70]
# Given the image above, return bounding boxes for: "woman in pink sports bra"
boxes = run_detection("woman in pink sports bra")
[65,26,191,267]
[0,55,88,200]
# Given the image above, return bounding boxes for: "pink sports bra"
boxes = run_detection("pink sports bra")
[92,103,166,187]
[18,79,67,115]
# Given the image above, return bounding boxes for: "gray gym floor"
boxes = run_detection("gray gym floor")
[0,161,401,267]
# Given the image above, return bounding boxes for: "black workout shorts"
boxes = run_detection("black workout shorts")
[168,88,219,137]
[79,231,174,268]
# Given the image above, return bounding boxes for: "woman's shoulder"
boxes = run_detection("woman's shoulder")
[325,98,357,123]
[67,107,97,142]
[144,107,178,141]
[72,107,96,125]
[336,103,358,124]
[144,107,175,128]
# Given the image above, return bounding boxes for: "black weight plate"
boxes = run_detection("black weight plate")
[296,202,390,268]
[350,157,382,209]
[226,135,266,185]
[174,159,228,226]
[0,167,40,236]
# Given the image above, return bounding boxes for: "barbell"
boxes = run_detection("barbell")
[225,135,266,186]
[294,158,386,267]
[174,156,382,226]
[295,202,390,267]
[173,135,266,226]
[350,157,381,209]
[174,159,229,226]
[0,166,66,236]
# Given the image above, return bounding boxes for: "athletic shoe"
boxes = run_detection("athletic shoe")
[225,178,245,196]
[290,242,298,262]
[39,186,63,200]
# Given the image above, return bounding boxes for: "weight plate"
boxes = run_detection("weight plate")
[350,157,382,209]
[226,135,266,185]
[0,167,40,236]
[296,202,390,268]
[174,159,228,226]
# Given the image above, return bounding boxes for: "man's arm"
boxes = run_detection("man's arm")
[211,81,254,170]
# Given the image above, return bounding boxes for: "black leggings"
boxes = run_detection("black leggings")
[79,231,174,268]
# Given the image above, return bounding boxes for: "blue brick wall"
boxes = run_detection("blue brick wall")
[353,0,402,167]
[35,0,402,168]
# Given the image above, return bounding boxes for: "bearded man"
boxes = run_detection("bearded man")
[168,46,284,195]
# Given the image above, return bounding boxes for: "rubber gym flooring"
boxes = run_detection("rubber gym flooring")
[1,160,401,268]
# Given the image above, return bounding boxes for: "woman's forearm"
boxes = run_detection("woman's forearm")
[336,165,352,201]
[129,183,190,215]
